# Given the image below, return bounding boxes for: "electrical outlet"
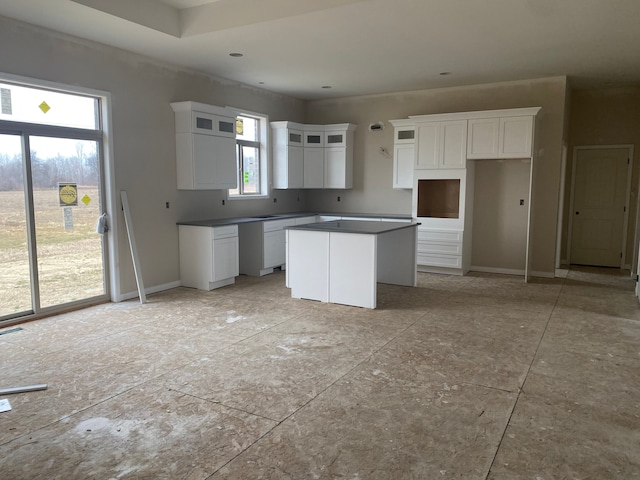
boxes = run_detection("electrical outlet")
[520,199,525,206]
[273,197,277,203]
[337,196,341,202]
[165,201,170,209]
[222,199,225,206]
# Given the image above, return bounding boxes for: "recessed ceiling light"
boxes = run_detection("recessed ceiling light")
[321,85,332,89]
[439,71,451,76]
[229,52,243,58]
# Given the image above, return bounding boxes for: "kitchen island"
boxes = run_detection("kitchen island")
[286,220,419,308]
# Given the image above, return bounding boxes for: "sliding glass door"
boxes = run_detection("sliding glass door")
[0,80,108,322]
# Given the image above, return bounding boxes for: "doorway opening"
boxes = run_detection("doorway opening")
[568,145,634,268]
[0,77,112,324]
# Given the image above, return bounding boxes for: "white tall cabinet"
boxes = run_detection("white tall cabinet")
[391,107,541,279]
[171,101,237,190]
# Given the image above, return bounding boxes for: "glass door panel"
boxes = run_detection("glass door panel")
[30,136,105,308]
[0,134,31,317]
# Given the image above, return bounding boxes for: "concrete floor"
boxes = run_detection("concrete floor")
[0,267,639,479]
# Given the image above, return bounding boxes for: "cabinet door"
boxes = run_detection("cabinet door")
[288,129,303,146]
[499,116,533,158]
[467,118,499,159]
[325,131,347,147]
[415,123,439,169]
[304,131,325,147]
[395,127,415,144]
[212,236,239,282]
[324,147,347,189]
[263,230,285,268]
[304,148,325,188]
[193,134,237,189]
[440,120,467,168]
[273,145,303,189]
[393,144,414,189]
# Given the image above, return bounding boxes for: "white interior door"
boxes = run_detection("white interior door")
[571,147,630,267]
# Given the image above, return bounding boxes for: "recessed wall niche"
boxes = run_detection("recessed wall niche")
[417,179,460,218]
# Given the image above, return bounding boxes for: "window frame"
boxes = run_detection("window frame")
[227,108,269,200]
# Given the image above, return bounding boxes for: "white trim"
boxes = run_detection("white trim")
[119,280,181,302]
[409,107,541,123]
[568,145,634,267]
[555,268,569,278]
[555,142,568,269]
[530,270,556,279]
[470,266,525,276]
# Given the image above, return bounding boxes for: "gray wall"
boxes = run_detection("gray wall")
[0,15,572,296]
[0,16,306,296]
[306,77,569,275]
[565,86,640,269]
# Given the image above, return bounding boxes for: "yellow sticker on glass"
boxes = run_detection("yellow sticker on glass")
[39,101,51,114]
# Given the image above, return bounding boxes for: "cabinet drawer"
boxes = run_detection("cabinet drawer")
[418,229,462,243]
[418,241,462,256]
[212,225,238,239]
[417,253,462,269]
[192,112,236,138]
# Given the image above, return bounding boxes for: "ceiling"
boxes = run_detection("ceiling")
[0,0,639,100]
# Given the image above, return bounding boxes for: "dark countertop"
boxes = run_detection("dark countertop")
[177,212,413,227]
[286,219,419,235]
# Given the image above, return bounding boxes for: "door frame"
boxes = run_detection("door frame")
[567,144,634,268]
[0,72,119,325]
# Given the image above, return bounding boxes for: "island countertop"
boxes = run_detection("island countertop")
[286,219,420,235]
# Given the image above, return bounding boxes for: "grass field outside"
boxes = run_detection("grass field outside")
[0,187,105,317]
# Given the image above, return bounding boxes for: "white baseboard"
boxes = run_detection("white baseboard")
[555,268,569,278]
[470,266,525,276]
[117,280,181,302]
[530,270,555,279]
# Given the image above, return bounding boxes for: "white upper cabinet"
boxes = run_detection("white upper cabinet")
[304,130,325,148]
[171,101,237,190]
[415,120,467,169]
[467,118,500,159]
[273,122,356,190]
[390,119,415,189]
[323,124,355,189]
[272,121,304,189]
[304,147,325,188]
[498,115,534,158]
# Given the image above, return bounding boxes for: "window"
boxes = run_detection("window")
[228,111,268,198]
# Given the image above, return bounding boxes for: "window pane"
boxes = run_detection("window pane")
[30,136,105,307]
[0,134,32,317]
[242,145,260,194]
[236,116,257,142]
[0,82,99,130]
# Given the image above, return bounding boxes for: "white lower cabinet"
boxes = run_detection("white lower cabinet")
[264,230,286,268]
[239,218,296,276]
[416,227,465,274]
[179,224,239,290]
